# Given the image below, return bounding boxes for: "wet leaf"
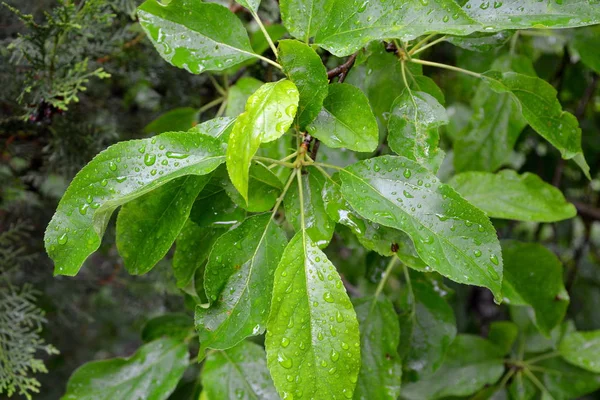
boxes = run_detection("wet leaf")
[202,341,279,400]
[279,39,329,130]
[266,232,361,400]
[45,131,225,276]
[141,313,194,343]
[195,214,287,355]
[285,169,335,248]
[339,155,503,300]
[307,83,378,152]
[138,0,257,73]
[388,90,448,173]
[62,338,188,400]
[225,77,264,118]
[226,80,299,202]
[280,0,334,43]
[116,175,209,275]
[144,107,198,135]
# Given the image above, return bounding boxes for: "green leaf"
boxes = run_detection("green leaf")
[62,338,188,400]
[266,232,361,400]
[173,220,225,288]
[401,335,505,400]
[138,0,257,73]
[462,0,600,31]
[559,330,600,373]
[509,371,537,400]
[279,39,329,130]
[339,155,503,300]
[501,241,569,335]
[353,296,402,400]
[570,26,600,75]
[399,277,457,380]
[225,77,264,118]
[116,175,209,275]
[189,117,237,141]
[141,313,194,343]
[487,321,519,355]
[45,131,226,276]
[144,107,199,135]
[284,169,335,248]
[189,168,246,228]
[388,90,448,173]
[315,1,477,57]
[322,174,427,266]
[202,341,279,400]
[483,71,590,178]
[449,170,577,222]
[226,80,299,202]
[307,83,378,152]
[234,0,260,13]
[195,214,287,354]
[537,357,600,399]
[280,0,334,43]
[225,163,283,212]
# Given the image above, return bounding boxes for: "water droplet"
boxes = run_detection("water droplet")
[108,161,117,171]
[78,203,89,215]
[474,249,482,258]
[278,352,293,369]
[490,254,499,265]
[323,292,334,303]
[144,153,156,166]
[403,169,412,179]
[281,337,290,348]
[166,151,189,159]
[330,349,340,362]
[285,105,297,117]
[58,233,68,245]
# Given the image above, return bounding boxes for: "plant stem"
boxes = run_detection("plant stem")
[525,351,560,365]
[373,256,398,301]
[409,36,447,56]
[311,162,344,171]
[199,97,225,113]
[251,10,279,57]
[268,151,298,169]
[497,368,516,390]
[254,53,282,70]
[523,368,552,397]
[208,74,227,96]
[270,169,297,221]
[409,33,437,55]
[296,168,306,233]
[409,58,482,78]
[253,156,296,168]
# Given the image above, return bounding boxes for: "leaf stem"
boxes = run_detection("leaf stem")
[253,156,296,168]
[523,368,553,398]
[409,36,447,56]
[373,256,398,301]
[525,351,560,365]
[497,368,516,390]
[208,74,227,96]
[199,97,225,113]
[268,151,298,169]
[251,9,279,57]
[409,33,437,55]
[296,168,306,233]
[408,58,482,78]
[311,162,344,171]
[270,168,297,222]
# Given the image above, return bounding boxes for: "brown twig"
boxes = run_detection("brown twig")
[327,52,359,82]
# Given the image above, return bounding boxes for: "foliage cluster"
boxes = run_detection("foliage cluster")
[4,0,600,399]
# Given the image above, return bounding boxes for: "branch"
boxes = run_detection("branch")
[327,52,359,82]
[572,201,600,221]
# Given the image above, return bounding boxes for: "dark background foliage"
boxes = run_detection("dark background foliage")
[1,0,599,399]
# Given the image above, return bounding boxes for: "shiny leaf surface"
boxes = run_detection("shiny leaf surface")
[307,83,378,152]
[266,232,361,400]
[279,39,329,130]
[62,338,188,400]
[339,155,503,300]
[280,0,334,43]
[388,90,448,173]
[138,0,257,73]
[202,341,279,400]
[559,330,600,373]
[116,175,209,275]
[45,132,225,276]
[196,214,287,354]
[226,80,299,202]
